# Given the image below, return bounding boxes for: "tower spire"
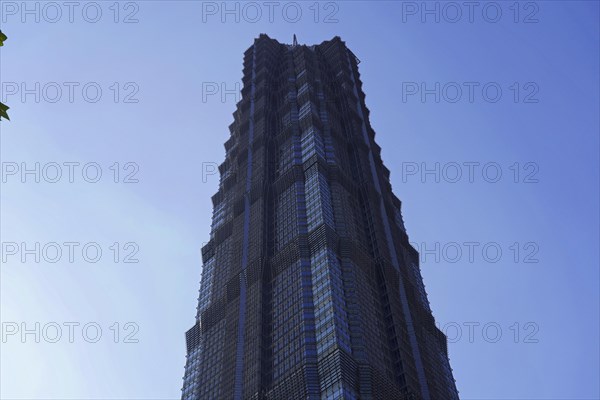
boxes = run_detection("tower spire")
[293,34,298,47]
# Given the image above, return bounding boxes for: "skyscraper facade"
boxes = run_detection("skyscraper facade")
[182,34,458,400]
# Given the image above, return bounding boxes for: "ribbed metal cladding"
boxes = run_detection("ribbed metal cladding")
[181,34,459,400]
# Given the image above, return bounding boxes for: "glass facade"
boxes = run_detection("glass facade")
[182,34,459,400]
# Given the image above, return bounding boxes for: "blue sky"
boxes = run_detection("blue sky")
[1,1,598,399]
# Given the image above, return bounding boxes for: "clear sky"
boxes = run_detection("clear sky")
[1,1,598,399]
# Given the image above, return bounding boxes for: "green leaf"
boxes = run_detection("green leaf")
[0,102,10,121]
[0,32,8,121]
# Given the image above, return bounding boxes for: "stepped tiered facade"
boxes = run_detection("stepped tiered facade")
[181,34,458,400]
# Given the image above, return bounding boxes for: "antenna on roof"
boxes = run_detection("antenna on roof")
[293,34,298,47]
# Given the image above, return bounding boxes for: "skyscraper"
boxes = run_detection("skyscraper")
[182,34,458,400]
